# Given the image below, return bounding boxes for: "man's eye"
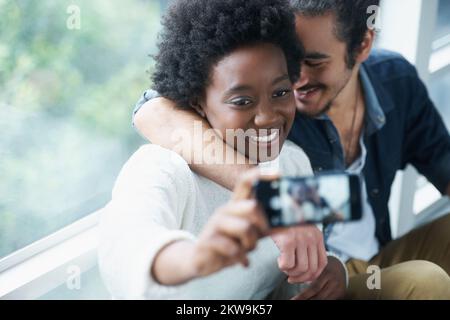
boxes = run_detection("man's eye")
[229,98,253,106]
[273,89,292,98]
[305,61,324,68]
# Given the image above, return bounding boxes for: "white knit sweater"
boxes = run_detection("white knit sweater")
[98,141,317,299]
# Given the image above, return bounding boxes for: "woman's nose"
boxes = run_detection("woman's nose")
[254,103,283,128]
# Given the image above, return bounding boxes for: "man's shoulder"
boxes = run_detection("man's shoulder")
[364,49,418,80]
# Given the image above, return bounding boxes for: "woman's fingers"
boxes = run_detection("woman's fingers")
[288,245,317,283]
[317,244,328,278]
[232,169,260,201]
[215,212,260,251]
[223,200,269,236]
[306,245,319,280]
[208,234,242,258]
[232,168,280,201]
[208,234,250,268]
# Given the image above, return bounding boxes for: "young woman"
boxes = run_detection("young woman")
[99,0,330,299]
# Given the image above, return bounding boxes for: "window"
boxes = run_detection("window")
[0,0,165,259]
[413,0,450,214]
[429,68,450,131]
[433,0,450,50]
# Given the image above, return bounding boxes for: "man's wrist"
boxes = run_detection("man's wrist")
[326,252,349,288]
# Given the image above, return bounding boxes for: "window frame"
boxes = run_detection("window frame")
[0,211,100,299]
[380,0,450,238]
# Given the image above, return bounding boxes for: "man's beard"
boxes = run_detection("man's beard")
[313,101,333,118]
[297,81,348,119]
[297,96,333,118]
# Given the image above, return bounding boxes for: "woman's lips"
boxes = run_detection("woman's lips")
[244,128,284,162]
[249,130,279,143]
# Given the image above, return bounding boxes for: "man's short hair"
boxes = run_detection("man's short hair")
[290,0,381,68]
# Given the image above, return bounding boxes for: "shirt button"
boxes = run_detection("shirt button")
[316,167,323,172]
[377,115,386,123]
[371,188,380,197]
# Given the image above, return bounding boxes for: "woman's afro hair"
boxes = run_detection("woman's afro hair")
[152,0,303,108]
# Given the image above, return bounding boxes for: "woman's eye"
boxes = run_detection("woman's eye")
[273,89,292,98]
[229,98,252,106]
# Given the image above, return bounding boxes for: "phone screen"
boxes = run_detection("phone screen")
[255,173,362,227]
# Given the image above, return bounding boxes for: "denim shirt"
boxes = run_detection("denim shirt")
[288,49,450,247]
[133,49,450,248]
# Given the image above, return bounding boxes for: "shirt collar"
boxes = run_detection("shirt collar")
[360,64,386,135]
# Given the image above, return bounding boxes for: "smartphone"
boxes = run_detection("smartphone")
[254,172,363,228]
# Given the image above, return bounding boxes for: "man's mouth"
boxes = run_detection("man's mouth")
[295,86,322,100]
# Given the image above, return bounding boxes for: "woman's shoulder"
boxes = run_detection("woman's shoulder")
[278,140,313,177]
[125,144,190,172]
[112,144,194,196]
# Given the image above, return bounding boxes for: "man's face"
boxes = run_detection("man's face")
[293,13,354,117]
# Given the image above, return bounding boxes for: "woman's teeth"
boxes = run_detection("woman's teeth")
[250,130,279,143]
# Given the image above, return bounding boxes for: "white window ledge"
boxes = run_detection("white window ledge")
[0,212,100,300]
[415,196,450,228]
[430,43,450,75]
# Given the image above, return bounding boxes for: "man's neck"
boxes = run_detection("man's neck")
[326,66,366,166]
[326,67,361,124]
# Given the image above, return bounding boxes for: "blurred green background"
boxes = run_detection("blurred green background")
[0,0,167,257]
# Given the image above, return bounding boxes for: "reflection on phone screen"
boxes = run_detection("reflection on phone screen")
[275,176,351,226]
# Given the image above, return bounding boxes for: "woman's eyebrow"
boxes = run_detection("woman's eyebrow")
[224,74,290,96]
[224,85,253,96]
[272,74,290,85]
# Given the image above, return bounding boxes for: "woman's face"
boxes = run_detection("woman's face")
[197,43,296,163]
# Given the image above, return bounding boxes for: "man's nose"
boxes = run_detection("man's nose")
[294,67,309,89]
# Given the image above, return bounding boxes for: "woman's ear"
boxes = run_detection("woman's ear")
[190,99,206,118]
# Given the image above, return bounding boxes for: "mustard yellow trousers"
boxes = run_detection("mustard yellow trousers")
[345,214,450,300]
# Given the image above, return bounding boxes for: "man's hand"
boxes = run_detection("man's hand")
[291,256,347,300]
[271,225,327,283]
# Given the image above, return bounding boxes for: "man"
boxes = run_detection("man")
[133,0,450,299]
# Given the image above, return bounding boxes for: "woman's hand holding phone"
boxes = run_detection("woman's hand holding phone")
[152,169,269,285]
[192,170,269,277]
